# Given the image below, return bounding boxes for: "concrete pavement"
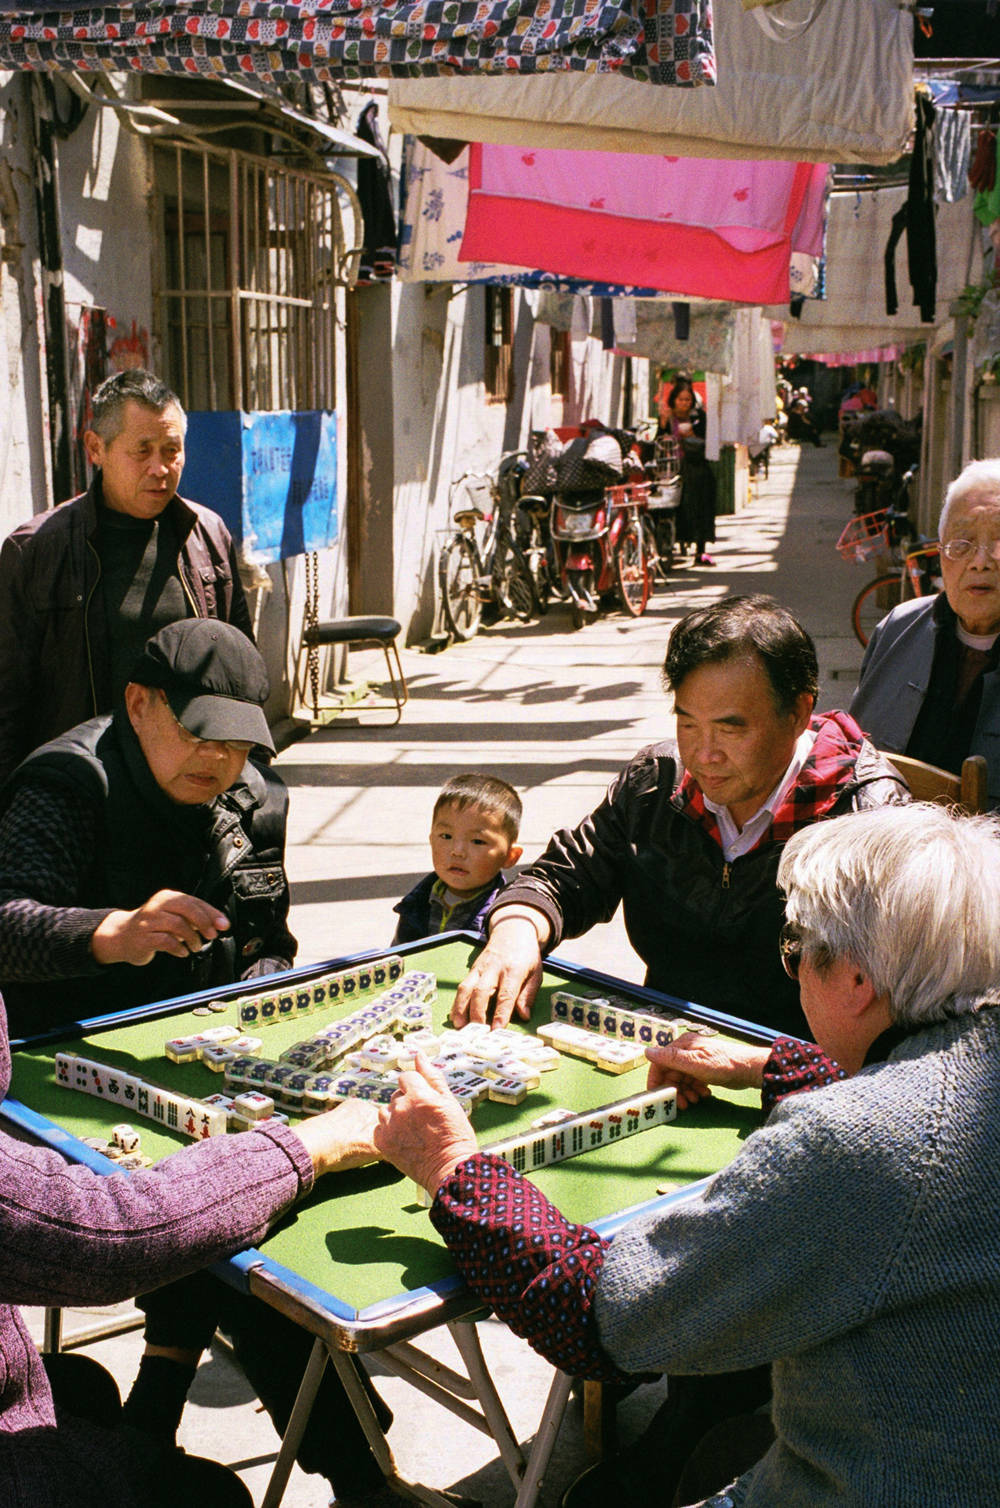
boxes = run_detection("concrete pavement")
[27,437,869,1506]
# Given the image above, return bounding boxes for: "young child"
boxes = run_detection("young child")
[393,773,522,943]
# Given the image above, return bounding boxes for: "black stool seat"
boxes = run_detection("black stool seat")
[303,615,402,647]
[301,617,407,724]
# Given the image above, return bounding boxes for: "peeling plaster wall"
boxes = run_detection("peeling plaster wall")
[0,73,50,529]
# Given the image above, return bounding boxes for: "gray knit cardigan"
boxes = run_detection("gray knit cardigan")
[596,1008,1000,1507]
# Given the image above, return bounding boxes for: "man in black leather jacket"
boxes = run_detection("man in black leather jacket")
[0,618,292,1039]
[454,595,908,1042]
[0,618,392,1502]
[0,368,252,786]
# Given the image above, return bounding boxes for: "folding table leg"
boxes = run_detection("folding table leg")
[514,1370,575,1508]
[447,1319,526,1486]
[260,1337,329,1508]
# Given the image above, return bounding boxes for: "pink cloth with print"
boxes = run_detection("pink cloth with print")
[460,145,829,304]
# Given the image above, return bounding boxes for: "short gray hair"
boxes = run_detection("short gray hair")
[89,369,186,445]
[938,458,1000,539]
[777,804,1000,1028]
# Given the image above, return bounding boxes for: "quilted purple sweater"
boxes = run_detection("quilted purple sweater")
[0,1006,314,1506]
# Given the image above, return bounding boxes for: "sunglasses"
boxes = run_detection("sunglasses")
[779,922,803,981]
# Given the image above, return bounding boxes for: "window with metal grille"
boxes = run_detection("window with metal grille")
[484,286,514,404]
[153,139,346,413]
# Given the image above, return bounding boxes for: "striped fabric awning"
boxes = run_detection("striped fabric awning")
[0,0,714,85]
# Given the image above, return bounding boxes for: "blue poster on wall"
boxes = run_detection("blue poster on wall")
[181,410,338,565]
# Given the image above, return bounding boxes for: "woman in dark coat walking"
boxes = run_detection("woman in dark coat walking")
[665,379,717,566]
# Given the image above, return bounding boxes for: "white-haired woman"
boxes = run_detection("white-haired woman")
[852,457,1000,806]
[374,804,1000,1508]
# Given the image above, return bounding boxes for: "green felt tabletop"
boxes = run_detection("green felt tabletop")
[8,939,763,1318]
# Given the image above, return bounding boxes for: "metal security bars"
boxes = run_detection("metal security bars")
[154,137,359,413]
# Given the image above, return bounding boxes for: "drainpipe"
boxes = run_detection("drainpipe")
[28,76,73,505]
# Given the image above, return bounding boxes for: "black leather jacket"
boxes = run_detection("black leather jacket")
[0,711,294,1036]
[0,476,253,785]
[492,734,907,1039]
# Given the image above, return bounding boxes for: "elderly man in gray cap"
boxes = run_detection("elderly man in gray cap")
[0,616,396,1505]
[0,616,293,1038]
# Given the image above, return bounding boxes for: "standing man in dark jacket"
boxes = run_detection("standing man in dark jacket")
[0,368,252,785]
[455,596,908,1044]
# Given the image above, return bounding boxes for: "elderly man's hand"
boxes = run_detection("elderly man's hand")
[373,1054,479,1196]
[90,890,230,967]
[292,1098,382,1177]
[646,1032,771,1111]
[451,914,546,1028]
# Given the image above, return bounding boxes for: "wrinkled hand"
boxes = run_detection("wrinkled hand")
[292,1098,382,1177]
[91,890,230,967]
[645,1032,770,1111]
[451,916,545,1028]
[373,1055,479,1196]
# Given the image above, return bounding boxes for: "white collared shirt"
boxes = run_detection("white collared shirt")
[702,728,818,862]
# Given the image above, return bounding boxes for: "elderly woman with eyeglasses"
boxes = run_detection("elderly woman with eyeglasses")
[374,803,1000,1508]
[851,457,1000,806]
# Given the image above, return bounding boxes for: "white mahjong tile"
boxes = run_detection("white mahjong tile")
[201,1045,237,1072]
[230,1091,276,1121]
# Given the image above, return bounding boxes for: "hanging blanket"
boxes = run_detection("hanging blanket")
[388,0,912,163]
[0,0,714,85]
[398,137,661,291]
[460,143,829,303]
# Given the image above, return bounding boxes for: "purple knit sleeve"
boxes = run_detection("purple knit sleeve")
[761,1036,847,1114]
[0,1121,314,1308]
[431,1153,644,1382]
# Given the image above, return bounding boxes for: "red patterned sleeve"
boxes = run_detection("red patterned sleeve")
[761,1036,847,1114]
[430,1153,642,1382]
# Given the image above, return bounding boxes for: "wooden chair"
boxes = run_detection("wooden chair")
[882,753,989,814]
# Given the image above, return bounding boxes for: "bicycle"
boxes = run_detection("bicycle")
[837,504,941,648]
[437,471,537,641]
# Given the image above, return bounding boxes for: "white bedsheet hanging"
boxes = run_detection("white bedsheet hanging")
[389,0,912,165]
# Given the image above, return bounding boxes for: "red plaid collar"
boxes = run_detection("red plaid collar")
[673,710,866,853]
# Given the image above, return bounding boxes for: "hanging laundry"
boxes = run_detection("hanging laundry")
[933,107,971,203]
[397,137,661,293]
[0,0,714,86]
[355,101,397,284]
[460,144,830,304]
[884,93,936,322]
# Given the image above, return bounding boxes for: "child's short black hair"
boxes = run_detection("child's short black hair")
[433,774,522,844]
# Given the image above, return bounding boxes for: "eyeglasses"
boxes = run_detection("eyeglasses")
[166,702,253,756]
[940,539,1000,563]
[779,922,803,981]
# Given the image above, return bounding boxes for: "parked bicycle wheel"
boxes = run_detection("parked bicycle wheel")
[852,573,904,648]
[614,517,650,617]
[492,540,536,622]
[523,525,554,614]
[439,534,482,640]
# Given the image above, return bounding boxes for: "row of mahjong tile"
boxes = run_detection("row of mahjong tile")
[56,1051,229,1139]
[165,989,435,1076]
[550,991,719,1048]
[236,959,434,1030]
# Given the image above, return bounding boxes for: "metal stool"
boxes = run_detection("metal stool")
[302,615,408,726]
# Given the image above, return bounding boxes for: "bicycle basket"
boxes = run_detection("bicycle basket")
[836,509,890,563]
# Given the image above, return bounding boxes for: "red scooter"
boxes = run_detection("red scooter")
[550,482,651,628]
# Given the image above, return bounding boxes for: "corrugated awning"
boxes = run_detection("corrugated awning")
[0,0,715,86]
